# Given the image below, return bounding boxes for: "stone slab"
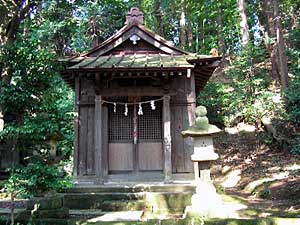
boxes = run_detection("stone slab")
[86,210,144,222]
[64,183,196,193]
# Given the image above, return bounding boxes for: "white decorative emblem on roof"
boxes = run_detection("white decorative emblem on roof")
[130,34,141,45]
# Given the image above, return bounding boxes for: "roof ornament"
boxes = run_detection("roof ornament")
[125,7,144,25]
[130,34,140,45]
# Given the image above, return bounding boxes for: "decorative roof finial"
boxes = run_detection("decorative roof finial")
[125,7,144,25]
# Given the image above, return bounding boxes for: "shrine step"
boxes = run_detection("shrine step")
[69,209,144,222]
[65,183,195,194]
[63,192,145,209]
[63,191,193,215]
[0,207,70,225]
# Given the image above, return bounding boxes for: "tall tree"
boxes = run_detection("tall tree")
[273,0,289,90]
[186,2,193,49]
[259,0,289,89]
[237,0,249,45]
[179,0,187,48]
[154,0,165,37]
[260,0,279,80]
[0,1,37,131]
[217,3,226,68]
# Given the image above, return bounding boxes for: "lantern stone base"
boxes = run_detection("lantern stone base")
[185,180,224,218]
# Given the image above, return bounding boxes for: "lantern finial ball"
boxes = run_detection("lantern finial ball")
[182,105,222,137]
[196,106,207,117]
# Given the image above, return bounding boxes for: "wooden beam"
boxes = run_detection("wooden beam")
[163,95,172,182]
[95,95,104,184]
[67,67,191,73]
[100,87,177,97]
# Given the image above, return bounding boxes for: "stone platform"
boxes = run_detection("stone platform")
[0,182,196,224]
[64,182,195,220]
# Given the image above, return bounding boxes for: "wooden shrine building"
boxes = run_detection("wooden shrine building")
[61,8,221,184]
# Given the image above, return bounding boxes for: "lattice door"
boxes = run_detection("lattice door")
[137,102,162,141]
[137,100,163,171]
[108,102,134,172]
[107,98,163,173]
[108,104,133,142]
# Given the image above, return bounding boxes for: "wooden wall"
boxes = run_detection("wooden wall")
[170,74,196,173]
[74,74,196,180]
[76,78,96,177]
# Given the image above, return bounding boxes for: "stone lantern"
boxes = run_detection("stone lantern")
[182,105,223,217]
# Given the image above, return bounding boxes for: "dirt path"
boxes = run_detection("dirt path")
[213,128,300,214]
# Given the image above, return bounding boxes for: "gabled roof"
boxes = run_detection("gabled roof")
[84,23,189,57]
[60,7,221,92]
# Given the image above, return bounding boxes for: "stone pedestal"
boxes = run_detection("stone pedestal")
[187,136,223,218]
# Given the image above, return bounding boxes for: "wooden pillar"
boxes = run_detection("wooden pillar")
[73,76,80,178]
[189,73,197,175]
[163,95,172,182]
[95,95,103,184]
[102,106,108,180]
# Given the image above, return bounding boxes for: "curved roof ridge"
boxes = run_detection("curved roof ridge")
[79,22,190,57]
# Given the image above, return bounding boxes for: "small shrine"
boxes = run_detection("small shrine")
[60,8,221,184]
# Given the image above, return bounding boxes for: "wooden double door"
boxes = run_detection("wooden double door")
[107,99,163,174]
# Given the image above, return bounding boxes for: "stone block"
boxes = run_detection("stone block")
[63,193,144,209]
[32,207,69,219]
[101,200,146,211]
[26,195,63,210]
[145,192,192,214]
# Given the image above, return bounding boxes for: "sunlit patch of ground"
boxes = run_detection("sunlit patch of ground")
[213,127,300,212]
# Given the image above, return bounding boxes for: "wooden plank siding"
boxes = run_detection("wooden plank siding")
[74,74,197,181]
[170,75,195,173]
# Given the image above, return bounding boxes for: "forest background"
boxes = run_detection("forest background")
[0,0,299,196]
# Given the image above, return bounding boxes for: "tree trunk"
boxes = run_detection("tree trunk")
[263,0,275,37]
[154,0,165,37]
[179,1,187,48]
[237,0,250,45]
[186,4,193,49]
[274,0,289,90]
[260,0,279,80]
[217,6,226,68]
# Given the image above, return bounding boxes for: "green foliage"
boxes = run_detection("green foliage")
[285,49,300,123]
[0,40,55,115]
[0,39,74,157]
[290,142,300,155]
[28,0,130,54]
[223,43,279,125]
[197,82,231,125]
[4,157,72,198]
[198,43,282,126]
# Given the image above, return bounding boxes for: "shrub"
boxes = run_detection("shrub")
[4,157,72,198]
[197,82,231,125]
[285,49,300,123]
[198,42,283,126]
